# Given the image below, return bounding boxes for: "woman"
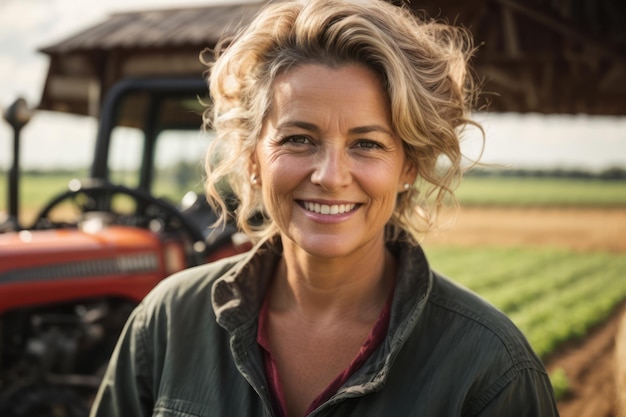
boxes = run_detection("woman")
[91,1,559,416]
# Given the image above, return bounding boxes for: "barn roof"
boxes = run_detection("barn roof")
[39,3,261,53]
[38,0,626,116]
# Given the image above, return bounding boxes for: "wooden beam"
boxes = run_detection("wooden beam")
[598,63,626,93]
[121,53,204,77]
[490,0,626,64]
[500,3,521,58]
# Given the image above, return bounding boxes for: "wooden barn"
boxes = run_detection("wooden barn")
[37,0,626,117]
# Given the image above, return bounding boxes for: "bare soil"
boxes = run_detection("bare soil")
[549,304,626,417]
[425,207,626,253]
[425,207,626,417]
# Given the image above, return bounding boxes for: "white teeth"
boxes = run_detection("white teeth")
[303,202,355,215]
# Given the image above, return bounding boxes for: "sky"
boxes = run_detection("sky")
[0,0,625,172]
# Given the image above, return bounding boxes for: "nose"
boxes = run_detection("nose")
[310,146,352,191]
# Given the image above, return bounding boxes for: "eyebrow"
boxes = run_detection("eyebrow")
[350,125,393,136]
[277,120,393,136]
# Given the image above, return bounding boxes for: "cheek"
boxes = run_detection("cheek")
[261,156,303,191]
[258,157,304,215]
[360,164,403,200]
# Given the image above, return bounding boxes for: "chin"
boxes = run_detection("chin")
[288,233,368,259]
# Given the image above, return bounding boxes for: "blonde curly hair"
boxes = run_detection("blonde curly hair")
[203,0,482,244]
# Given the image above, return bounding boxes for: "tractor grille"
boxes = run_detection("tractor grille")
[0,253,160,284]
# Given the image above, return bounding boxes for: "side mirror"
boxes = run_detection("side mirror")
[2,97,35,231]
[3,97,34,130]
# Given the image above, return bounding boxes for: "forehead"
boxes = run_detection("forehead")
[269,64,391,123]
[274,63,383,96]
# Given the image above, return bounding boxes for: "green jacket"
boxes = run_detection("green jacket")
[90,239,559,416]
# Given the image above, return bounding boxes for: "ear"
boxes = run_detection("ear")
[399,159,418,192]
[248,160,257,177]
[247,146,258,174]
[248,155,261,187]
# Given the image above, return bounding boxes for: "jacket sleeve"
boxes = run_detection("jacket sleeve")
[89,303,154,417]
[472,367,560,417]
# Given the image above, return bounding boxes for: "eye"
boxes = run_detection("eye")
[354,140,383,150]
[280,135,311,145]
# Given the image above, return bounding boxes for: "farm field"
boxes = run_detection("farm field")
[427,206,626,252]
[424,206,626,417]
[425,246,626,358]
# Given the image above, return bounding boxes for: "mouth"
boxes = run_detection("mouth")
[300,201,357,215]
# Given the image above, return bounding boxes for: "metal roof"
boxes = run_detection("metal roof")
[37,0,626,116]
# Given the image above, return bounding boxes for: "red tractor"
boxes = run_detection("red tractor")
[0,77,250,416]
[0,6,263,414]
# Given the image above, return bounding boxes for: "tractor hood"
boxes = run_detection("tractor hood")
[0,226,177,312]
[0,226,162,270]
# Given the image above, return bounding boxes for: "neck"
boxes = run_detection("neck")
[270,237,396,324]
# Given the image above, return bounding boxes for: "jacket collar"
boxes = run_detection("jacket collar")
[211,238,281,332]
[211,236,433,354]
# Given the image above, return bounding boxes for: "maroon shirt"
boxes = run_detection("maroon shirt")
[257,293,392,417]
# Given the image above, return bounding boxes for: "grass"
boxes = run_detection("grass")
[0,171,86,224]
[0,169,201,225]
[455,176,626,207]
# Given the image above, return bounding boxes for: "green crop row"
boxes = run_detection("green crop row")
[425,245,626,399]
[425,246,626,358]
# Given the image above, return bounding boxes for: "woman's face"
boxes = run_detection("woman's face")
[254,64,416,258]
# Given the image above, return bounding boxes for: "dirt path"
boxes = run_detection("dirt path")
[424,207,626,416]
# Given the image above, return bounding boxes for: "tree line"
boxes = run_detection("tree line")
[466,166,626,180]
[9,165,626,181]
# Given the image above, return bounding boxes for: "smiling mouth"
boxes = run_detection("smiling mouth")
[301,201,357,215]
